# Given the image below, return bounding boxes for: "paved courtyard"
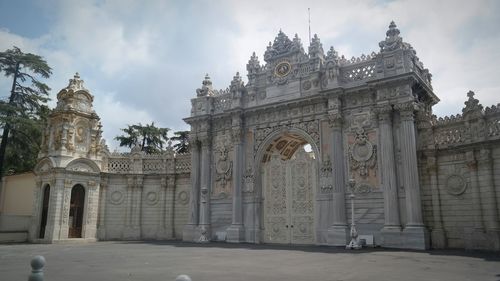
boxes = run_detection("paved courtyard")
[1,241,499,281]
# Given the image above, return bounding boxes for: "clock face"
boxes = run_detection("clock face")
[274,61,292,77]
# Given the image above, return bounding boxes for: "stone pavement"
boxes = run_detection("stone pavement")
[1,241,499,281]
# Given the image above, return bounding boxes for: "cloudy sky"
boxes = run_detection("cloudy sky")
[1,0,499,150]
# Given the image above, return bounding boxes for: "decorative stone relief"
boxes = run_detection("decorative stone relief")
[445,174,467,196]
[352,183,374,194]
[177,191,189,205]
[86,189,96,224]
[243,167,255,193]
[214,141,233,197]
[145,190,160,206]
[349,128,377,178]
[254,120,320,156]
[319,155,333,193]
[67,162,93,172]
[62,187,70,224]
[109,188,126,205]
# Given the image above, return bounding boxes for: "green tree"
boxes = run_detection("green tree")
[0,46,52,179]
[115,122,170,154]
[170,130,189,153]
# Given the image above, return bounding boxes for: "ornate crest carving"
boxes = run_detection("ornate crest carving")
[349,128,377,178]
[214,144,233,194]
[319,155,333,193]
[243,167,254,193]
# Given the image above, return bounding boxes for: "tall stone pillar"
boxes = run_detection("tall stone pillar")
[183,139,200,241]
[97,178,108,240]
[28,180,42,242]
[157,177,168,239]
[477,149,500,250]
[327,112,348,245]
[376,105,402,243]
[227,126,245,242]
[426,153,446,248]
[45,176,64,241]
[198,135,212,240]
[123,176,141,239]
[396,102,429,249]
[168,176,176,238]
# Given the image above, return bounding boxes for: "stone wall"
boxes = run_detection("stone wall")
[418,92,500,250]
[97,151,191,241]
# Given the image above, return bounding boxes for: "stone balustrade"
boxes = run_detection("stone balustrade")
[106,151,191,175]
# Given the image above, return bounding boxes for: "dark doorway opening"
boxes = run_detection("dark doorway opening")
[69,185,85,238]
[39,185,50,239]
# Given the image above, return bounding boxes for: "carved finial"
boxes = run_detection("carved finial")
[379,20,408,53]
[326,46,338,60]
[386,21,400,38]
[66,72,86,90]
[196,74,214,97]
[467,90,475,99]
[308,33,324,59]
[463,90,483,116]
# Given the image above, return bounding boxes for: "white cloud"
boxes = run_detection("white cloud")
[1,0,500,151]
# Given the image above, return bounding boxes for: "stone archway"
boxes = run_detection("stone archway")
[256,129,319,245]
[69,184,85,238]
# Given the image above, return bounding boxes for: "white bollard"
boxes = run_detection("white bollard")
[28,256,45,281]
[176,274,192,281]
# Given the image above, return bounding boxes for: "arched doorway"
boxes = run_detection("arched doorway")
[39,184,51,239]
[260,131,318,245]
[69,184,85,238]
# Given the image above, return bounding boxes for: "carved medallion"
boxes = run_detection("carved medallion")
[109,189,125,205]
[349,128,377,178]
[445,174,467,196]
[178,191,189,205]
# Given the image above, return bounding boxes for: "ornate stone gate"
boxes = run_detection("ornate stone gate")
[183,22,438,249]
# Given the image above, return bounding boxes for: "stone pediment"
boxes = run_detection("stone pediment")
[34,157,55,174]
[65,158,101,173]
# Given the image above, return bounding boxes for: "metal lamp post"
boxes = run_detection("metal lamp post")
[346,178,362,249]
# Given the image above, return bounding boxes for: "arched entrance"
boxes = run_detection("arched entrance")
[39,184,50,239]
[69,184,85,238]
[259,131,318,245]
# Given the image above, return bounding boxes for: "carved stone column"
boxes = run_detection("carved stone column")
[426,153,446,248]
[376,105,401,233]
[97,177,108,240]
[198,135,212,240]
[28,180,42,242]
[45,176,64,241]
[327,112,348,246]
[168,176,176,238]
[157,177,168,239]
[466,152,484,230]
[227,126,245,242]
[124,176,141,239]
[396,102,429,249]
[477,149,500,250]
[183,138,200,241]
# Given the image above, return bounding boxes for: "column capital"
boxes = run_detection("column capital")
[477,148,492,166]
[231,127,243,144]
[327,111,343,128]
[425,152,438,173]
[374,104,393,123]
[199,134,211,148]
[465,151,478,171]
[395,101,418,121]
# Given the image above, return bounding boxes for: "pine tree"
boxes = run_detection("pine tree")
[0,46,52,179]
